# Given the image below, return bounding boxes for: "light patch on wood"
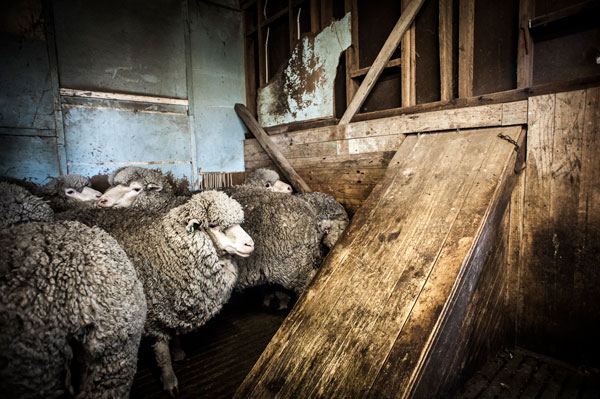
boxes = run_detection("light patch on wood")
[257,13,351,127]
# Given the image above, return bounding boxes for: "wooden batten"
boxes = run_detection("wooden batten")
[439,0,454,101]
[458,0,474,98]
[235,125,525,398]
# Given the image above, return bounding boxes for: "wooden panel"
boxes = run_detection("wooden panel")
[0,135,60,185]
[235,125,524,398]
[401,0,417,107]
[519,88,600,364]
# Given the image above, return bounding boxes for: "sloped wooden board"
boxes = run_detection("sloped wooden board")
[234,125,525,399]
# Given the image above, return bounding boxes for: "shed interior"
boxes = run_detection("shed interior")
[1,0,599,398]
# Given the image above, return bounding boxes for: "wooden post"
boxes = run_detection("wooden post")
[288,0,295,50]
[339,0,426,125]
[402,0,417,106]
[257,0,266,87]
[439,0,454,101]
[345,0,359,107]
[310,0,321,32]
[517,0,534,88]
[235,103,312,193]
[458,0,474,98]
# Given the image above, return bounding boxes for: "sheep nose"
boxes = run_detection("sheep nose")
[97,198,109,207]
[245,238,255,249]
[286,185,292,192]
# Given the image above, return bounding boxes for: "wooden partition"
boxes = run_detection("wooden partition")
[235,125,525,398]
[244,101,527,213]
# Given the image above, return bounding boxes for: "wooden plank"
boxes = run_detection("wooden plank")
[528,0,600,30]
[339,0,426,124]
[519,88,600,363]
[344,0,359,107]
[257,0,266,87]
[245,150,395,171]
[235,103,311,193]
[502,101,528,125]
[517,0,535,88]
[401,0,417,107]
[246,102,519,152]
[234,126,524,398]
[59,88,188,105]
[458,0,474,98]
[439,0,454,101]
[349,58,402,79]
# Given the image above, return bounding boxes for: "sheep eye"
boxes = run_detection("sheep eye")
[66,189,75,195]
[133,187,142,192]
[265,183,271,188]
[209,224,217,229]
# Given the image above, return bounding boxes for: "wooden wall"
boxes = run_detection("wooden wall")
[516,87,600,365]
[244,101,527,214]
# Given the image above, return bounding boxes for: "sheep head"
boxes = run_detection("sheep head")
[172,191,254,258]
[99,167,171,209]
[40,174,102,202]
[245,168,292,194]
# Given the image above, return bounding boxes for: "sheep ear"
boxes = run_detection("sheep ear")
[186,218,202,233]
[146,183,163,192]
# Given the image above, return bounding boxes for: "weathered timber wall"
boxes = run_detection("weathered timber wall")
[517,87,600,365]
[244,101,527,213]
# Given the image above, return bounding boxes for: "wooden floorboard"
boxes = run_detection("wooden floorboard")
[454,348,600,399]
[130,289,288,399]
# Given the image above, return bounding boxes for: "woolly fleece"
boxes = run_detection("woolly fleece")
[0,221,146,398]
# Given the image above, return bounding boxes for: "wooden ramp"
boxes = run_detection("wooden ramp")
[234,126,526,399]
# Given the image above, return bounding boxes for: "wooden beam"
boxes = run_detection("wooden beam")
[458,0,474,97]
[439,0,454,101]
[257,0,266,87]
[288,0,295,50]
[517,0,535,88]
[339,0,426,125]
[235,103,311,193]
[349,58,402,79]
[320,0,333,28]
[528,0,600,29]
[345,0,359,107]
[352,75,600,122]
[402,0,417,106]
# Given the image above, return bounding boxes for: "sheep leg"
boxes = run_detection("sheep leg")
[171,335,186,362]
[153,339,179,397]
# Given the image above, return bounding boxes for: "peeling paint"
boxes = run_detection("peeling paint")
[257,13,351,127]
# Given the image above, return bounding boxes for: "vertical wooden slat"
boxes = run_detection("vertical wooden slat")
[339,0,426,125]
[257,0,266,87]
[517,0,535,88]
[345,0,359,107]
[310,0,321,33]
[439,0,454,101]
[458,0,474,97]
[402,0,417,106]
[182,0,199,188]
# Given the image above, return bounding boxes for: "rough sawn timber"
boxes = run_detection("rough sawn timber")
[234,125,525,399]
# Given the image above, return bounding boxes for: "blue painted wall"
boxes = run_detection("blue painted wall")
[190,1,246,173]
[0,0,246,187]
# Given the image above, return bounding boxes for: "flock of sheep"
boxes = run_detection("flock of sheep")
[0,166,349,398]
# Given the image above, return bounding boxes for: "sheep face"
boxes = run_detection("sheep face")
[98,181,162,208]
[171,191,254,257]
[246,168,293,194]
[65,186,102,201]
[206,224,254,257]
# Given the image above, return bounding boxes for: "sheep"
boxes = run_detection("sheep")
[0,174,101,213]
[37,174,103,212]
[0,222,146,398]
[230,187,322,295]
[0,181,54,229]
[239,168,293,193]
[57,190,254,395]
[97,166,187,211]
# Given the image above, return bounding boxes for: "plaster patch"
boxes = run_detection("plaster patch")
[257,13,351,127]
